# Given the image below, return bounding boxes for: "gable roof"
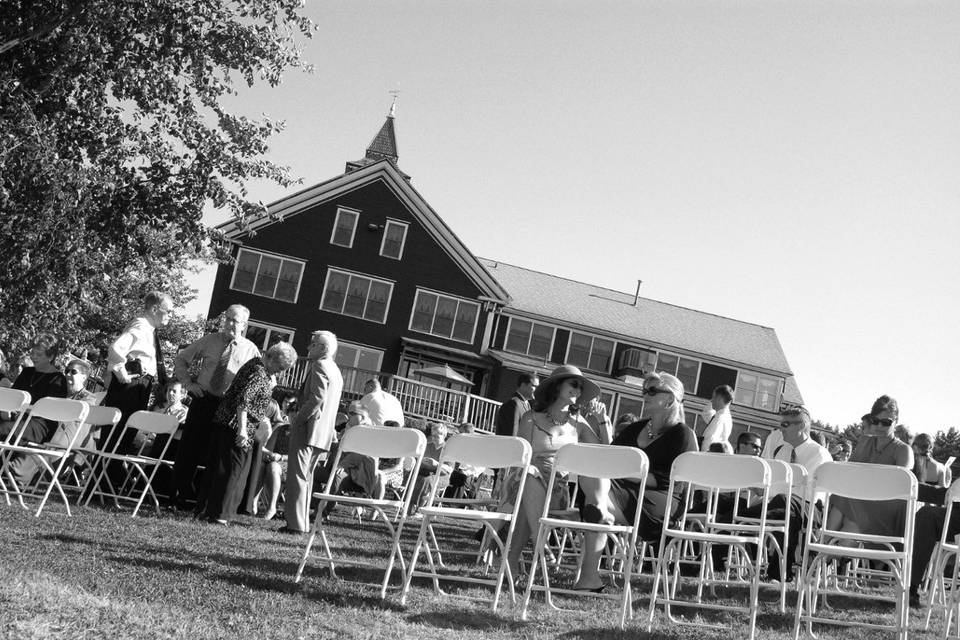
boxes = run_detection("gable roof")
[216,160,510,303]
[481,258,796,379]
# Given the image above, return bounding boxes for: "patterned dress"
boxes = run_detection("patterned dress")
[212,357,273,450]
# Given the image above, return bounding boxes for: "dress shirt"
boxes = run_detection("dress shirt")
[174,332,260,397]
[700,405,733,452]
[766,436,832,502]
[107,316,158,379]
[359,389,405,427]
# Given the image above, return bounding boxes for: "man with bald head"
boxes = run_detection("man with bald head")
[282,330,343,534]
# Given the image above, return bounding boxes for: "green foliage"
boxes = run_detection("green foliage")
[0,0,313,357]
[933,426,960,462]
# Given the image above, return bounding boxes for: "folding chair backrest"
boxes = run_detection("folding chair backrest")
[671,451,770,490]
[813,461,917,502]
[554,443,649,481]
[789,463,808,499]
[767,459,793,498]
[29,397,89,424]
[339,425,426,459]
[0,387,30,413]
[439,434,531,470]
[125,410,179,436]
[84,405,122,429]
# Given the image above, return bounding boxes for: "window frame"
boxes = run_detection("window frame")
[336,340,385,372]
[330,206,360,248]
[503,316,557,360]
[379,218,409,260]
[319,267,395,324]
[229,248,305,304]
[244,320,296,351]
[734,370,783,412]
[564,330,615,374]
[655,350,701,395]
[407,289,482,345]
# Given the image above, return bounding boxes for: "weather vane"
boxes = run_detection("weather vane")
[388,89,400,117]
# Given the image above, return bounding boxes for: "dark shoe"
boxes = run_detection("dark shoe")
[573,583,607,593]
[582,504,614,525]
[277,526,307,535]
[909,590,921,609]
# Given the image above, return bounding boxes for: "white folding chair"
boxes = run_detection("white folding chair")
[520,443,649,629]
[49,405,121,495]
[400,433,532,611]
[646,452,772,640]
[0,397,90,516]
[80,410,180,516]
[296,426,427,598]
[923,481,960,631]
[0,388,31,505]
[793,462,917,640]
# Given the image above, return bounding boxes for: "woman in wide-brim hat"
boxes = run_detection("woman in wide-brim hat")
[505,365,613,582]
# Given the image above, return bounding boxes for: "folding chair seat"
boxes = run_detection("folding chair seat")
[296,425,427,598]
[400,433,532,611]
[0,388,31,505]
[51,405,121,494]
[0,397,90,516]
[520,443,649,628]
[922,481,960,632]
[793,461,917,640]
[80,410,180,516]
[646,452,772,640]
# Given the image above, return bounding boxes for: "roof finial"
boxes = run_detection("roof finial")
[388,89,400,118]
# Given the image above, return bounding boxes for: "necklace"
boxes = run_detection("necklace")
[546,410,567,426]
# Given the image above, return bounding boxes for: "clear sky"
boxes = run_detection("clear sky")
[187,0,960,434]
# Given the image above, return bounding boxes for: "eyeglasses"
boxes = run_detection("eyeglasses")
[867,417,894,427]
[780,419,805,428]
[64,369,84,375]
[741,443,762,451]
[643,387,670,397]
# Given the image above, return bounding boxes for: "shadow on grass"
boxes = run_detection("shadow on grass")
[406,606,527,632]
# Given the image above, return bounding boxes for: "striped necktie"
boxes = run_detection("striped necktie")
[209,339,236,396]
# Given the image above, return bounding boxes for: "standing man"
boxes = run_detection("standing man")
[494,372,538,437]
[699,384,734,452]
[282,330,343,534]
[100,291,174,453]
[170,304,260,509]
[359,377,405,426]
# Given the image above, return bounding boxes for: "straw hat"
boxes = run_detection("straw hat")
[533,365,601,408]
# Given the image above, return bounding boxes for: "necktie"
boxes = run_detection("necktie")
[153,330,168,387]
[774,444,798,464]
[209,338,236,396]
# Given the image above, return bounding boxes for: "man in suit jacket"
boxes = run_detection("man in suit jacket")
[282,330,343,534]
[494,372,538,437]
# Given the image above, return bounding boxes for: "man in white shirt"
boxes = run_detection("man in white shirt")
[700,384,734,452]
[358,377,405,427]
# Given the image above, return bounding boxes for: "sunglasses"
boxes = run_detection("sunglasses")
[643,387,670,397]
[779,419,804,428]
[867,417,894,427]
[741,443,762,451]
[64,368,84,375]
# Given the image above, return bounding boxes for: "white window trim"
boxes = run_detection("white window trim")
[656,350,701,393]
[733,370,783,412]
[503,316,557,359]
[245,319,296,350]
[337,339,385,372]
[408,288,482,345]
[229,248,305,304]
[564,330,615,374]
[330,206,360,248]
[319,267,395,324]
[379,218,409,260]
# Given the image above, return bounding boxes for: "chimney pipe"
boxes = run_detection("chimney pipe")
[634,280,642,306]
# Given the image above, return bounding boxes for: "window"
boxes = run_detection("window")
[565,332,614,373]
[616,394,645,423]
[230,248,304,303]
[656,352,700,395]
[330,207,359,247]
[336,341,384,373]
[735,371,781,411]
[504,318,555,359]
[245,321,294,351]
[379,219,408,260]
[320,268,393,323]
[409,290,481,344]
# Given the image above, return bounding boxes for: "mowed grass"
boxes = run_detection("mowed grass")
[0,502,949,640]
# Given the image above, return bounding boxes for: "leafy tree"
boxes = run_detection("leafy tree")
[933,427,960,463]
[0,0,313,358]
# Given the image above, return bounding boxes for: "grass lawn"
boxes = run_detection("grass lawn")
[0,502,950,639]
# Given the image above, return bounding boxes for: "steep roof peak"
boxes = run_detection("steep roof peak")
[345,102,401,175]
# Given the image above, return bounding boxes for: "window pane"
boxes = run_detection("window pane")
[365,280,391,323]
[356,348,382,372]
[336,344,359,368]
[412,292,437,332]
[757,376,779,411]
[616,396,645,423]
[588,338,614,372]
[657,353,678,376]
[736,388,756,406]
[275,260,302,302]
[567,333,591,368]
[529,324,553,359]
[343,276,371,318]
[452,302,478,342]
[233,250,259,292]
[382,222,406,259]
[505,319,532,353]
[321,271,350,312]
[738,372,758,390]
[245,325,268,350]
[433,297,458,338]
[332,210,357,246]
[253,256,280,297]
[270,330,292,346]
[677,358,699,394]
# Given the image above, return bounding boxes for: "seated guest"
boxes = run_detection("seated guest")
[0,334,68,441]
[830,439,852,462]
[827,395,912,538]
[913,432,947,487]
[700,384,735,453]
[895,423,914,445]
[412,421,454,508]
[613,413,638,438]
[358,377,405,427]
[146,380,190,500]
[909,478,960,605]
[378,419,405,496]
[259,417,293,521]
[202,342,297,525]
[7,358,97,488]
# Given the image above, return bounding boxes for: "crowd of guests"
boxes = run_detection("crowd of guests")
[2,295,957,606]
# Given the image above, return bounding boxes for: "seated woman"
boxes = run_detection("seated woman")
[827,395,913,537]
[913,432,947,487]
[504,364,612,581]
[0,334,68,441]
[410,421,454,508]
[575,372,697,591]
[259,417,293,521]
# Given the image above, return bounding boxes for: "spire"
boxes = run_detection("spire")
[345,96,404,175]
